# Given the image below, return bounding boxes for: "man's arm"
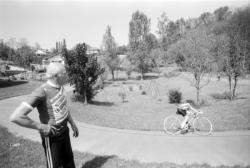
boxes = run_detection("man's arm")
[9,102,41,130]
[188,104,199,113]
[9,102,58,136]
[67,111,79,137]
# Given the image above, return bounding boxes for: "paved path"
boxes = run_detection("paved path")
[1,95,250,166]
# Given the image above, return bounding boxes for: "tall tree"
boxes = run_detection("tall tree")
[214,6,231,21]
[128,10,151,79]
[102,25,119,80]
[157,12,183,52]
[211,6,250,100]
[129,10,151,52]
[0,40,11,60]
[63,43,104,104]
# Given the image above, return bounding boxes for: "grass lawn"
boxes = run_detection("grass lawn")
[0,80,42,100]
[0,125,247,168]
[68,71,250,132]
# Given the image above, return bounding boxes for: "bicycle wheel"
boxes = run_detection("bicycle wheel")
[193,117,213,136]
[163,116,181,135]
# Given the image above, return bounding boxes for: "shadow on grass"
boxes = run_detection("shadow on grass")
[136,75,160,80]
[0,80,28,88]
[235,96,248,100]
[81,155,115,168]
[89,100,115,106]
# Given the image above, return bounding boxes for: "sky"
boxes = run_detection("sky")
[0,0,249,50]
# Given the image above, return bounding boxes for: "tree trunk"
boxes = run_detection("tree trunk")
[84,88,88,105]
[141,70,143,80]
[111,70,115,81]
[232,75,238,99]
[196,76,200,105]
[197,87,200,106]
[228,75,232,100]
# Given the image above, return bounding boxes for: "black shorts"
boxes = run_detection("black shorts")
[41,127,75,168]
[176,108,187,117]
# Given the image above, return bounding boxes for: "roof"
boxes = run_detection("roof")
[35,50,46,55]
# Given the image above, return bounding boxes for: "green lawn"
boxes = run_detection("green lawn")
[0,125,247,168]
[0,80,42,100]
[68,71,250,132]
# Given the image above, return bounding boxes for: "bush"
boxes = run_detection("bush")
[168,89,182,104]
[210,92,231,100]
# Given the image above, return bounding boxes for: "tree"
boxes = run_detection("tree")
[214,6,231,21]
[16,45,34,68]
[144,33,159,51]
[63,43,104,104]
[199,12,213,25]
[128,10,151,79]
[170,28,213,105]
[156,12,169,39]
[157,12,183,52]
[102,25,119,80]
[129,11,150,52]
[0,40,11,60]
[211,6,250,100]
[131,42,151,78]
[230,6,250,72]
[150,48,165,68]
[116,45,128,55]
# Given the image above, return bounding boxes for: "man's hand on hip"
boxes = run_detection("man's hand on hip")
[39,124,61,136]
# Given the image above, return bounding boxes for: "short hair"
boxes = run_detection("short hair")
[46,62,65,79]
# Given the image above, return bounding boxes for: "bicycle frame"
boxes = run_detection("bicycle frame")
[183,111,203,130]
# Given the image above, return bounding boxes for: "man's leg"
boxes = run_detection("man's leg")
[181,115,189,129]
[62,129,75,168]
[42,136,63,168]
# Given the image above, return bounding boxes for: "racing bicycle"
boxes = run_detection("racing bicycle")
[163,111,213,136]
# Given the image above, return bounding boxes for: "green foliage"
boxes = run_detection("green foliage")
[129,42,152,76]
[63,43,104,103]
[0,39,35,68]
[128,11,154,78]
[102,26,119,80]
[157,12,184,51]
[214,6,231,21]
[116,45,128,55]
[129,10,150,52]
[168,89,182,104]
[0,40,11,60]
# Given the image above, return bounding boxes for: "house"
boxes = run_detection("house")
[35,50,47,56]
[41,45,100,68]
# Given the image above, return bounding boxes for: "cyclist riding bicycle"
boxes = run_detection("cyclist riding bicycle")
[176,103,199,132]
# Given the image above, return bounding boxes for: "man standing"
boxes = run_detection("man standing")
[10,62,79,168]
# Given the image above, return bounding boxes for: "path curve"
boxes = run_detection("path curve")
[0,95,250,166]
